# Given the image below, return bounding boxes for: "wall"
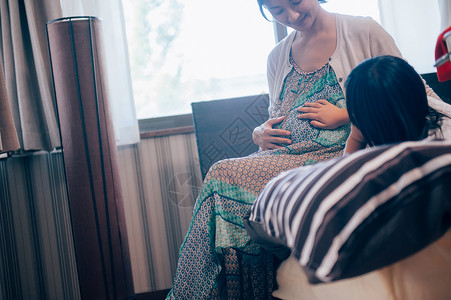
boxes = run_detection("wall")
[117,132,201,292]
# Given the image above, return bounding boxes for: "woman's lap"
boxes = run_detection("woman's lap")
[167,143,344,299]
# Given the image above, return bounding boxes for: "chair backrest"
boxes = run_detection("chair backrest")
[422,72,451,104]
[191,73,450,179]
[191,94,270,179]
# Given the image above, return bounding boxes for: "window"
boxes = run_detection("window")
[122,0,275,119]
[122,0,439,121]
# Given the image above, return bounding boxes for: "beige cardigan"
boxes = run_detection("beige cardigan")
[266,14,437,115]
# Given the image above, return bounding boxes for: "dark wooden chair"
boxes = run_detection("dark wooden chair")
[191,73,450,180]
[191,94,269,179]
[422,72,451,104]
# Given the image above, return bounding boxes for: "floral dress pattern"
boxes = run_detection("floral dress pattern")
[166,59,350,299]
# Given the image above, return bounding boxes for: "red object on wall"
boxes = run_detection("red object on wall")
[435,26,451,82]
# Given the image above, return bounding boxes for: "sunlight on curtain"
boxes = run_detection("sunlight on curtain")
[378,0,441,74]
[0,62,19,154]
[59,0,140,146]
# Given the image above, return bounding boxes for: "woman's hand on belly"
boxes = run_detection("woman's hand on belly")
[297,99,349,129]
[253,116,292,150]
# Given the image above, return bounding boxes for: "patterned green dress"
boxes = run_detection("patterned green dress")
[167,59,350,299]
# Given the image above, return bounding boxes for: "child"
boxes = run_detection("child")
[344,55,444,153]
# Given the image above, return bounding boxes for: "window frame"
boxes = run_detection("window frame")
[137,22,287,137]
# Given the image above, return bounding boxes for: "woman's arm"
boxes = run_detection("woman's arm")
[344,125,366,154]
[254,34,295,150]
[253,116,292,151]
[297,99,349,129]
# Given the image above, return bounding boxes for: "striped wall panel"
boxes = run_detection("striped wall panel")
[0,132,202,298]
[0,152,81,300]
[117,133,202,293]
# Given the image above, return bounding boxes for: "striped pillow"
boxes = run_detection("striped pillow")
[244,140,451,283]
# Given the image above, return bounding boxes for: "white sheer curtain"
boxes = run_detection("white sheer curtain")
[59,0,139,146]
[438,0,451,31]
[378,0,442,74]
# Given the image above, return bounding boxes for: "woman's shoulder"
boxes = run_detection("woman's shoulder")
[335,13,388,38]
[335,13,378,26]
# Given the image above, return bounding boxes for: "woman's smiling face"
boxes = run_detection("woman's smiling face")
[264,0,320,31]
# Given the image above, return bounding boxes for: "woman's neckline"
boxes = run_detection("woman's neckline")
[288,13,339,71]
[289,55,329,75]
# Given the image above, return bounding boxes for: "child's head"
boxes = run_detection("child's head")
[345,55,430,147]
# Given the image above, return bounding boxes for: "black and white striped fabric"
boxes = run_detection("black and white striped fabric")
[244,140,451,283]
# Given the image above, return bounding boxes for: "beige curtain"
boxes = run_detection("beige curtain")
[0,0,62,153]
[0,60,19,153]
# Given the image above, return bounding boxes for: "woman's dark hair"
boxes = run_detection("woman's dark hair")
[257,0,327,21]
[345,55,441,147]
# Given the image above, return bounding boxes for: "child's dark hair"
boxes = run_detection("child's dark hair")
[345,55,442,146]
[257,0,328,21]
